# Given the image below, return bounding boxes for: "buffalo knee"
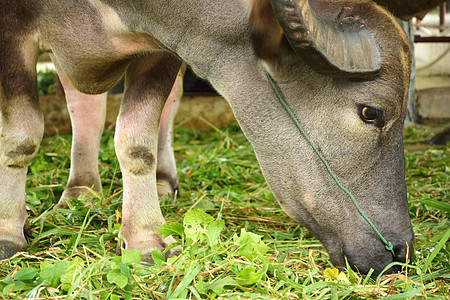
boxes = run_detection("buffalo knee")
[0,136,41,168]
[116,137,157,175]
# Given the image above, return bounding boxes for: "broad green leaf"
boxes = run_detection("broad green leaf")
[118,262,132,279]
[234,229,269,260]
[235,267,260,285]
[167,254,179,265]
[40,260,70,287]
[184,209,214,226]
[234,228,260,246]
[3,284,15,294]
[206,277,238,295]
[14,268,39,281]
[3,281,31,294]
[163,241,182,255]
[158,222,184,238]
[151,250,166,266]
[184,209,214,242]
[2,276,14,285]
[195,199,216,211]
[121,249,142,265]
[107,270,128,289]
[39,261,53,271]
[112,256,122,263]
[207,219,225,247]
[61,257,84,286]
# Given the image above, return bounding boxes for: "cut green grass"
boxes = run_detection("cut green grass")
[0,123,448,299]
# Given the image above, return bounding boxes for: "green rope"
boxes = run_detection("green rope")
[264,70,395,257]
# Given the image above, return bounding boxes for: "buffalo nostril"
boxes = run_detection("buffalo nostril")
[393,241,414,263]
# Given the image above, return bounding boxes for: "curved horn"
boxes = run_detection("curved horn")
[374,0,445,20]
[270,0,381,79]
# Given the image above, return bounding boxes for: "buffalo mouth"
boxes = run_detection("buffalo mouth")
[330,236,415,276]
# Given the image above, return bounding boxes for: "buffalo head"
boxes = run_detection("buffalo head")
[234,0,432,275]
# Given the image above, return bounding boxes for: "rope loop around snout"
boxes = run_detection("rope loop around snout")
[264,70,395,257]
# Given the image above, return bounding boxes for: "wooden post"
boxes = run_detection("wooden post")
[398,19,418,126]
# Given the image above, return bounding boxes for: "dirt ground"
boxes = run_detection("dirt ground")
[40,93,235,136]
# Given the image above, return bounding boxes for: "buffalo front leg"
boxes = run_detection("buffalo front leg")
[0,47,43,259]
[51,55,107,208]
[156,63,185,199]
[115,53,182,260]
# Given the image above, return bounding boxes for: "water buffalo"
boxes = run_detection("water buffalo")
[0,0,443,275]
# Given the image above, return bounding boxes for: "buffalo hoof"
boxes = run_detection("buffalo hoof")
[141,245,182,264]
[430,126,450,145]
[0,240,26,260]
[56,186,100,209]
[24,219,33,241]
[157,178,179,200]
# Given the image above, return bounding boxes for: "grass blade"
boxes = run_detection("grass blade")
[417,199,450,214]
[422,227,450,272]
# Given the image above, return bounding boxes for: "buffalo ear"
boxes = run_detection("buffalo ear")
[247,0,382,80]
[245,0,291,64]
[271,0,382,80]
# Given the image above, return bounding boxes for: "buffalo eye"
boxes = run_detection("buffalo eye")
[359,105,385,128]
